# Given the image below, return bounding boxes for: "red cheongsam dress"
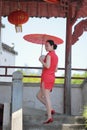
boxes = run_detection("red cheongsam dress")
[41,50,58,91]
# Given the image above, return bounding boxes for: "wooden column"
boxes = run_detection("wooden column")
[0,104,4,130]
[0,9,2,54]
[64,4,72,115]
[11,71,23,130]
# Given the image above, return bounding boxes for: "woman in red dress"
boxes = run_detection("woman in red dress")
[36,40,58,124]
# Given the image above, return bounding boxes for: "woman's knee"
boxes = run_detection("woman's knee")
[36,91,42,100]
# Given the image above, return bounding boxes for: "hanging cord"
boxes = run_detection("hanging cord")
[17,0,21,9]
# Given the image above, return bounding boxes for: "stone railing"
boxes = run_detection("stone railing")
[0,71,86,130]
[81,78,87,107]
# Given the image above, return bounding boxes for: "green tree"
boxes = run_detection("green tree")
[71,72,87,84]
[19,69,87,84]
[23,73,40,83]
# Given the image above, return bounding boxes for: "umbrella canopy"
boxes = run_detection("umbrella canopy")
[23,34,63,45]
[23,33,63,55]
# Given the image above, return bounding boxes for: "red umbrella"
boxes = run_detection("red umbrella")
[23,33,63,55]
[23,33,63,45]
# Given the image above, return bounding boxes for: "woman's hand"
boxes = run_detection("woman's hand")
[39,55,51,69]
[39,55,45,62]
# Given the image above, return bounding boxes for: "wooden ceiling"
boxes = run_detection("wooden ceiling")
[0,0,87,19]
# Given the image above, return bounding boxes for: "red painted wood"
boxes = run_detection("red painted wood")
[72,19,87,44]
[64,3,73,114]
[0,0,87,18]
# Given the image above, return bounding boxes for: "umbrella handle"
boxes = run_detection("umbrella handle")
[41,44,43,55]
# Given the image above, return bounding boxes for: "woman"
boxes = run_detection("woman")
[36,40,58,124]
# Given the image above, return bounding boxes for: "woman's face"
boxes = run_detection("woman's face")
[45,42,53,51]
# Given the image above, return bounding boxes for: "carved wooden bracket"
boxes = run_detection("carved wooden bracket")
[72,18,87,45]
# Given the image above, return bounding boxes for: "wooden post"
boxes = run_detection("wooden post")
[64,4,72,115]
[0,104,4,130]
[3,103,10,130]
[11,71,23,130]
[0,0,3,54]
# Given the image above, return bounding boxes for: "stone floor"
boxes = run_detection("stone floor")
[23,107,85,130]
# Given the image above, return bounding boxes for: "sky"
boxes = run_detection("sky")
[1,17,87,75]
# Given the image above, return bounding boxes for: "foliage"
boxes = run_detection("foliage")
[55,78,64,84]
[83,106,87,129]
[23,75,41,83]
[71,72,87,84]
[71,73,83,84]
[18,69,87,84]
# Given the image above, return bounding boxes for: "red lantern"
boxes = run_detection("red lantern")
[44,0,59,4]
[8,10,29,32]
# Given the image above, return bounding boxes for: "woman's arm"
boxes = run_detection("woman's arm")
[55,63,58,72]
[39,55,51,69]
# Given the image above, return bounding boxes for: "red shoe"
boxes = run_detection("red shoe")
[43,118,53,124]
[51,110,55,115]
[45,110,55,116]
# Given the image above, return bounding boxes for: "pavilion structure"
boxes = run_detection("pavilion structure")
[0,0,87,115]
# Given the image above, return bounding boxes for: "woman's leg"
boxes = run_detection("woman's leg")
[36,88,46,105]
[44,90,52,119]
[37,82,53,123]
[41,82,52,120]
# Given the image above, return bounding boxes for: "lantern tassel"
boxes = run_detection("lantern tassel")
[15,24,22,33]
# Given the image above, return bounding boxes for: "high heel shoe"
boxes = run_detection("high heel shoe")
[43,118,53,124]
[51,110,55,115]
[45,110,55,116]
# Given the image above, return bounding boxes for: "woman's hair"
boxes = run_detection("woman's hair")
[46,40,57,50]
